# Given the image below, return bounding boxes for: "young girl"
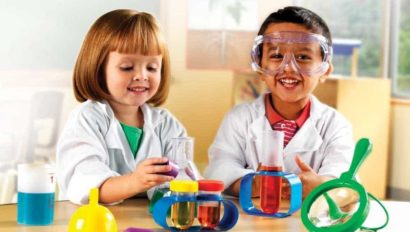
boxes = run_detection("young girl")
[205,6,354,198]
[57,9,186,205]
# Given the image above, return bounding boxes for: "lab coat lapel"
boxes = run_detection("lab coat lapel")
[100,101,137,169]
[134,104,163,164]
[284,118,322,155]
[249,95,272,166]
[284,95,324,155]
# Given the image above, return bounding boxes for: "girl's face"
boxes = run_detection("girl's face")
[260,23,333,105]
[105,51,162,109]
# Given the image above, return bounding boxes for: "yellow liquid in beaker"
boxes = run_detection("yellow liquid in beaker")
[171,201,195,229]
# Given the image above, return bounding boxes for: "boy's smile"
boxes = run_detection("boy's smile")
[277,76,302,89]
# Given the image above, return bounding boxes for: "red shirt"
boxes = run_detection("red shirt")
[264,94,311,147]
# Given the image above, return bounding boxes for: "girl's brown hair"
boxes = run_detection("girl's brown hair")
[73,9,170,106]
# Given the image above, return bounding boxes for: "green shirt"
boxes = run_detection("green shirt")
[120,122,143,159]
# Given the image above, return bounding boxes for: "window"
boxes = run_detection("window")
[296,0,384,77]
[187,0,258,70]
[395,0,410,96]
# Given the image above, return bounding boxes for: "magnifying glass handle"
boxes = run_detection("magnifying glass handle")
[324,192,348,221]
[341,138,372,181]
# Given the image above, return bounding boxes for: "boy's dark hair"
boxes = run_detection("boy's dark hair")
[258,6,332,45]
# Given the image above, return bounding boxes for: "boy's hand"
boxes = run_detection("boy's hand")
[295,155,329,198]
[132,157,174,192]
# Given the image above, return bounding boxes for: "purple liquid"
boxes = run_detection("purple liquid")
[157,160,179,177]
[123,228,154,232]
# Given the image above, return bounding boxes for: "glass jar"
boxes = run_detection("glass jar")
[197,180,224,229]
[170,180,198,230]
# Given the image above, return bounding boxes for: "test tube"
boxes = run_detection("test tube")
[260,165,283,213]
[259,130,284,214]
[170,180,198,230]
[197,180,224,229]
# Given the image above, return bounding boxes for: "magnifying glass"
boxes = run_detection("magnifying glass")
[301,138,389,232]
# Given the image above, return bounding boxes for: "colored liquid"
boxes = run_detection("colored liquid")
[260,166,282,214]
[171,201,195,229]
[198,204,221,229]
[17,192,54,225]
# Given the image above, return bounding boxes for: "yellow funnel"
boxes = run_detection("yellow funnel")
[68,188,118,232]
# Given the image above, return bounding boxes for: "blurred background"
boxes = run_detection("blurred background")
[0,0,409,204]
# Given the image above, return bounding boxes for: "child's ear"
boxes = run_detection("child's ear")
[320,63,333,83]
[259,73,267,81]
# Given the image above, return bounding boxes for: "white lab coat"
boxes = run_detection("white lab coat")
[57,100,186,205]
[204,94,354,190]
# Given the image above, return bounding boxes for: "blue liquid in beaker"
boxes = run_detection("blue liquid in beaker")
[17,192,55,225]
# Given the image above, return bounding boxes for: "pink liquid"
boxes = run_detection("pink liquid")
[198,204,220,229]
[260,166,282,214]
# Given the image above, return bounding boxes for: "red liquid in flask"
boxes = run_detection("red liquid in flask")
[198,204,221,229]
[260,165,282,213]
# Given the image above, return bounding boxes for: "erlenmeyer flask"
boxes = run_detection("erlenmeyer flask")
[171,137,201,180]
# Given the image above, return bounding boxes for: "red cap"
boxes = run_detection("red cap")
[198,180,224,192]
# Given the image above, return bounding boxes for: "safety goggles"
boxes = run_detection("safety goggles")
[251,31,332,77]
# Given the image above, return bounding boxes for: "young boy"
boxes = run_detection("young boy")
[204,6,354,198]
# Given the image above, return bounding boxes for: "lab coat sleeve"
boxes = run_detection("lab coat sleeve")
[56,106,118,205]
[318,113,355,178]
[205,107,254,190]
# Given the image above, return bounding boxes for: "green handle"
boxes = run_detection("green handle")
[324,192,348,221]
[340,138,372,181]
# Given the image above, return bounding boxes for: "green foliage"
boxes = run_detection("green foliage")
[397,0,410,94]
[301,0,382,77]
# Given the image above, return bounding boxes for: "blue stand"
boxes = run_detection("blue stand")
[239,171,302,217]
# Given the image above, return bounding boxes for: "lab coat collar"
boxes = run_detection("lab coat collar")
[249,94,323,154]
[97,101,164,151]
[96,100,164,129]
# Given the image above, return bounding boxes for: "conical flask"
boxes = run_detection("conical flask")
[171,137,201,180]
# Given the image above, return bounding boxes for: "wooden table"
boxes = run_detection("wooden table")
[0,198,407,231]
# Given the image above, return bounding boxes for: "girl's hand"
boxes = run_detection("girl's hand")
[132,157,174,192]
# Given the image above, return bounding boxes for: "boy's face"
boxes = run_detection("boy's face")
[260,23,333,105]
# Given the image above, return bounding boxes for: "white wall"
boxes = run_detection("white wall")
[0,0,160,70]
[0,0,161,204]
